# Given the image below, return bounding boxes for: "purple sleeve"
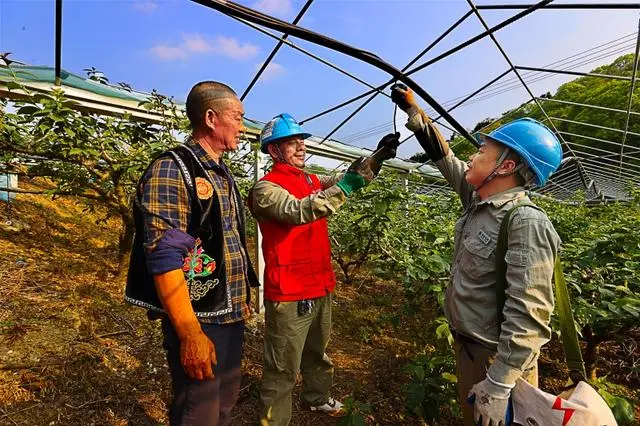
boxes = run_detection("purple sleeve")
[146,228,195,275]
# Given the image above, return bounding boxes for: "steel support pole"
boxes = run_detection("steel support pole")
[253,145,265,313]
[617,18,640,198]
[537,97,640,117]
[241,0,314,101]
[55,0,63,86]
[304,10,475,143]
[478,3,640,10]
[550,116,640,137]
[299,0,551,125]
[232,16,384,97]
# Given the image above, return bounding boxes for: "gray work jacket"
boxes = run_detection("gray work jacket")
[408,116,561,385]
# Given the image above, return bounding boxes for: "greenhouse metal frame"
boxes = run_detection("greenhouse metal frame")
[3,0,639,201]
[188,0,640,202]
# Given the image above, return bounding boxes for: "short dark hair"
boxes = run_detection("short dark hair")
[185,81,238,130]
[504,149,529,186]
[504,148,521,165]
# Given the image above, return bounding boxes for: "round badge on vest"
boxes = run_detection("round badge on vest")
[195,177,214,200]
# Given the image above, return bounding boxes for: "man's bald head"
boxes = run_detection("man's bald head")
[186,81,239,131]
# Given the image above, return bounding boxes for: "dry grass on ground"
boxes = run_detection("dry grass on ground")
[0,188,439,425]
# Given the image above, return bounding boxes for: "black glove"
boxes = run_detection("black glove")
[336,156,375,196]
[374,132,400,160]
[366,132,401,176]
[376,132,400,154]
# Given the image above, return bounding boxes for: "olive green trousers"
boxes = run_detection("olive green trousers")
[260,294,334,426]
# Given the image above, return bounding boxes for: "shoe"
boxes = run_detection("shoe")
[308,397,345,416]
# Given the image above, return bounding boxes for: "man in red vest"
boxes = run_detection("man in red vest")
[249,113,399,425]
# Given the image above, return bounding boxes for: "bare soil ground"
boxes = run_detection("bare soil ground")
[0,188,637,425]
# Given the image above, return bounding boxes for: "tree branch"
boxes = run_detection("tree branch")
[0,186,107,202]
[1,138,109,182]
[0,187,48,195]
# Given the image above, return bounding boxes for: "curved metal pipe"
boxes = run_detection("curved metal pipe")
[191,0,477,144]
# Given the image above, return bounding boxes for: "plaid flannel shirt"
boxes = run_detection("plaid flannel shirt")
[140,139,250,324]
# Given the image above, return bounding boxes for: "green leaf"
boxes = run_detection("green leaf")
[373,199,387,215]
[614,285,631,294]
[16,105,40,115]
[414,365,425,381]
[610,396,635,424]
[441,372,457,383]
[429,356,448,365]
[6,81,22,91]
[435,322,450,341]
[620,305,639,317]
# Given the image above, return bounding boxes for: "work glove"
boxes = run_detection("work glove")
[390,83,420,116]
[336,156,374,196]
[367,132,401,175]
[375,132,401,160]
[467,377,514,426]
[391,84,448,162]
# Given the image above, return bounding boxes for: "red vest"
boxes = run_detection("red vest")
[258,163,336,301]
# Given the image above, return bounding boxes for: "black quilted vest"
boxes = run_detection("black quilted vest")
[125,145,259,318]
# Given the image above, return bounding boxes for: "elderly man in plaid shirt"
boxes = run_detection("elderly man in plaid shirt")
[126,81,260,426]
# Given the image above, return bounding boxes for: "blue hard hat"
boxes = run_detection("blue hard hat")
[260,113,312,154]
[475,118,563,187]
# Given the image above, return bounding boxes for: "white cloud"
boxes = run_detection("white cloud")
[255,62,287,82]
[149,34,259,61]
[133,1,157,14]
[252,0,292,17]
[149,44,188,60]
[213,36,260,60]
[182,34,213,53]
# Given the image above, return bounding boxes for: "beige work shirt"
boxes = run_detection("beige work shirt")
[407,116,561,385]
[249,173,346,225]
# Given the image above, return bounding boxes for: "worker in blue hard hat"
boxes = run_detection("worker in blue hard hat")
[249,113,400,425]
[391,84,562,426]
[259,112,312,152]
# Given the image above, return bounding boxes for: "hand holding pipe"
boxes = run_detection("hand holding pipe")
[338,132,400,194]
[192,0,477,145]
[367,132,401,175]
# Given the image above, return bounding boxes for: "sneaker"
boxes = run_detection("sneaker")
[309,397,345,416]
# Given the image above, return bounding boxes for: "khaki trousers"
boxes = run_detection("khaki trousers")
[454,336,538,426]
[260,294,334,426]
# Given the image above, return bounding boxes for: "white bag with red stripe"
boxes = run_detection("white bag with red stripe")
[510,376,617,426]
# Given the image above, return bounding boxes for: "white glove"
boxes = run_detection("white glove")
[468,375,514,426]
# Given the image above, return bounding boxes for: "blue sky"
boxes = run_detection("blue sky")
[1,0,638,160]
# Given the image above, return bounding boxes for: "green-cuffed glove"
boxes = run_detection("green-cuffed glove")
[336,172,367,196]
[337,156,375,196]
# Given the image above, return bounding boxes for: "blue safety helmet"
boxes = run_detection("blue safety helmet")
[260,113,312,154]
[475,118,563,187]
